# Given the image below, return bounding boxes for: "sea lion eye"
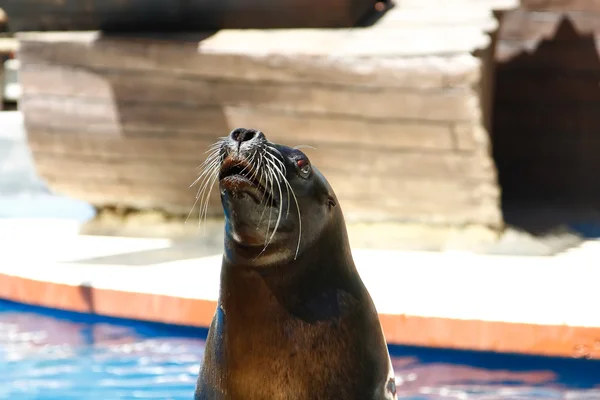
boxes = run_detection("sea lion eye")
[297,158,311,178]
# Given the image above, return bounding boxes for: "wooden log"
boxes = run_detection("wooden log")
[521,0,600,11]
[16,32,485,89]
[452,124,491,151]
[495,39,600,70]
[42,176,500,226]
[373,8,499,31]
[498,8,600,41]
[18,82,481,123]
[28,128,499,222]
[29,146,495,181]
[19,63,480,105]
[1,0,379,31]
[17,22,502,228]
[24,116,457,152]
[397,0,518,9]
[495,9,600,70]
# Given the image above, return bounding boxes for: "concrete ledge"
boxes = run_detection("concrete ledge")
[1,219,599,360]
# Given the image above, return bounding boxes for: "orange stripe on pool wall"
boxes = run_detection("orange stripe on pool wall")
[2,272,600,360]
[378,313,600,359]
[0,273,217,328]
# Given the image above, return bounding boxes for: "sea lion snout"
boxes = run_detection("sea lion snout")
[226,128,266,155]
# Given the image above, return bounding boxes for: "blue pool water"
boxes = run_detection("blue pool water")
[0,300,599,400]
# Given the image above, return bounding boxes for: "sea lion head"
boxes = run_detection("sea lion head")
[201,128,340,267]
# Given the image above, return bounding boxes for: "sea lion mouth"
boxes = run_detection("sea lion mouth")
[219,156,274,204]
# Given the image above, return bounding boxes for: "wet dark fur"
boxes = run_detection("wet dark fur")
[194,129,395,400]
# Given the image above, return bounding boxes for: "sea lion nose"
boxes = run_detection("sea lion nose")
[230,128,264,144]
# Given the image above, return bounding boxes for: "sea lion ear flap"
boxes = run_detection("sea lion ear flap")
[327,196,337,209]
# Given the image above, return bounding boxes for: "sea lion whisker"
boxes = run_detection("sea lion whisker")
[201,146,221,161]
[270,155,301,258]
[206,141,223,151]
[267,145,285,169]
[264,151,290,217]
[192,158,220,190]
[186,154,221,224]
[250,148,263,181]
[293,144,317,151]
[198,140,224,164]
[266,145,283,158]
[247,149,269,230]
[264,162,285,249]
[256,151,272,229]
[192,145,222,183]
[185,192,203,225]
[200,168,221,230]
[263,153,289,218]
[205,137,227,152]
[277,169,302,260]
[238,150,258,177]
[193,157,221,200]
[263,161,276,245]
[199,157,221,206]
[262,154,300,258]
[196,168,219,227]
[185,153,219,223]
[265,147,287,174]
[254,163,281,260]
[270,160,302,260]
[195,154,223,225]
[200,144,222,161]
[192,150,221,180]
[266,162,278,241]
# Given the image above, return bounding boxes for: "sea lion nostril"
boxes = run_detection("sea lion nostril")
[230,128,257,143]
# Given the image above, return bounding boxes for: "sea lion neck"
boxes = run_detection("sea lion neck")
[219,219,358,323]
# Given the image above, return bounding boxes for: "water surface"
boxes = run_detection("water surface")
[0,300,598,399]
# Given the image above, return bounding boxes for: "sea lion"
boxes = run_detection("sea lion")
[194,128,397,400]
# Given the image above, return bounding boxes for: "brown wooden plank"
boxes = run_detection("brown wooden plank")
[16,36,481,89]
[25,108,454,151]
[27,133,217,162]
[18,67,480,122]
[2,0,376,31]
[206,109,456,151]
[495,39,600,71]
[29,146,495,181]
[27,117,453,160]
[21,98,227,135]
[341,191,500,226]
[42,176,499,226]
[498,9,600,41]
[521,0,600,11]
[19,94,468,140]
[44,179,211,216]
[27,139,210,168]
[452,124,492,151]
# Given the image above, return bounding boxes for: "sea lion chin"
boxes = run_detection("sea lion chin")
[194,128,397,400]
